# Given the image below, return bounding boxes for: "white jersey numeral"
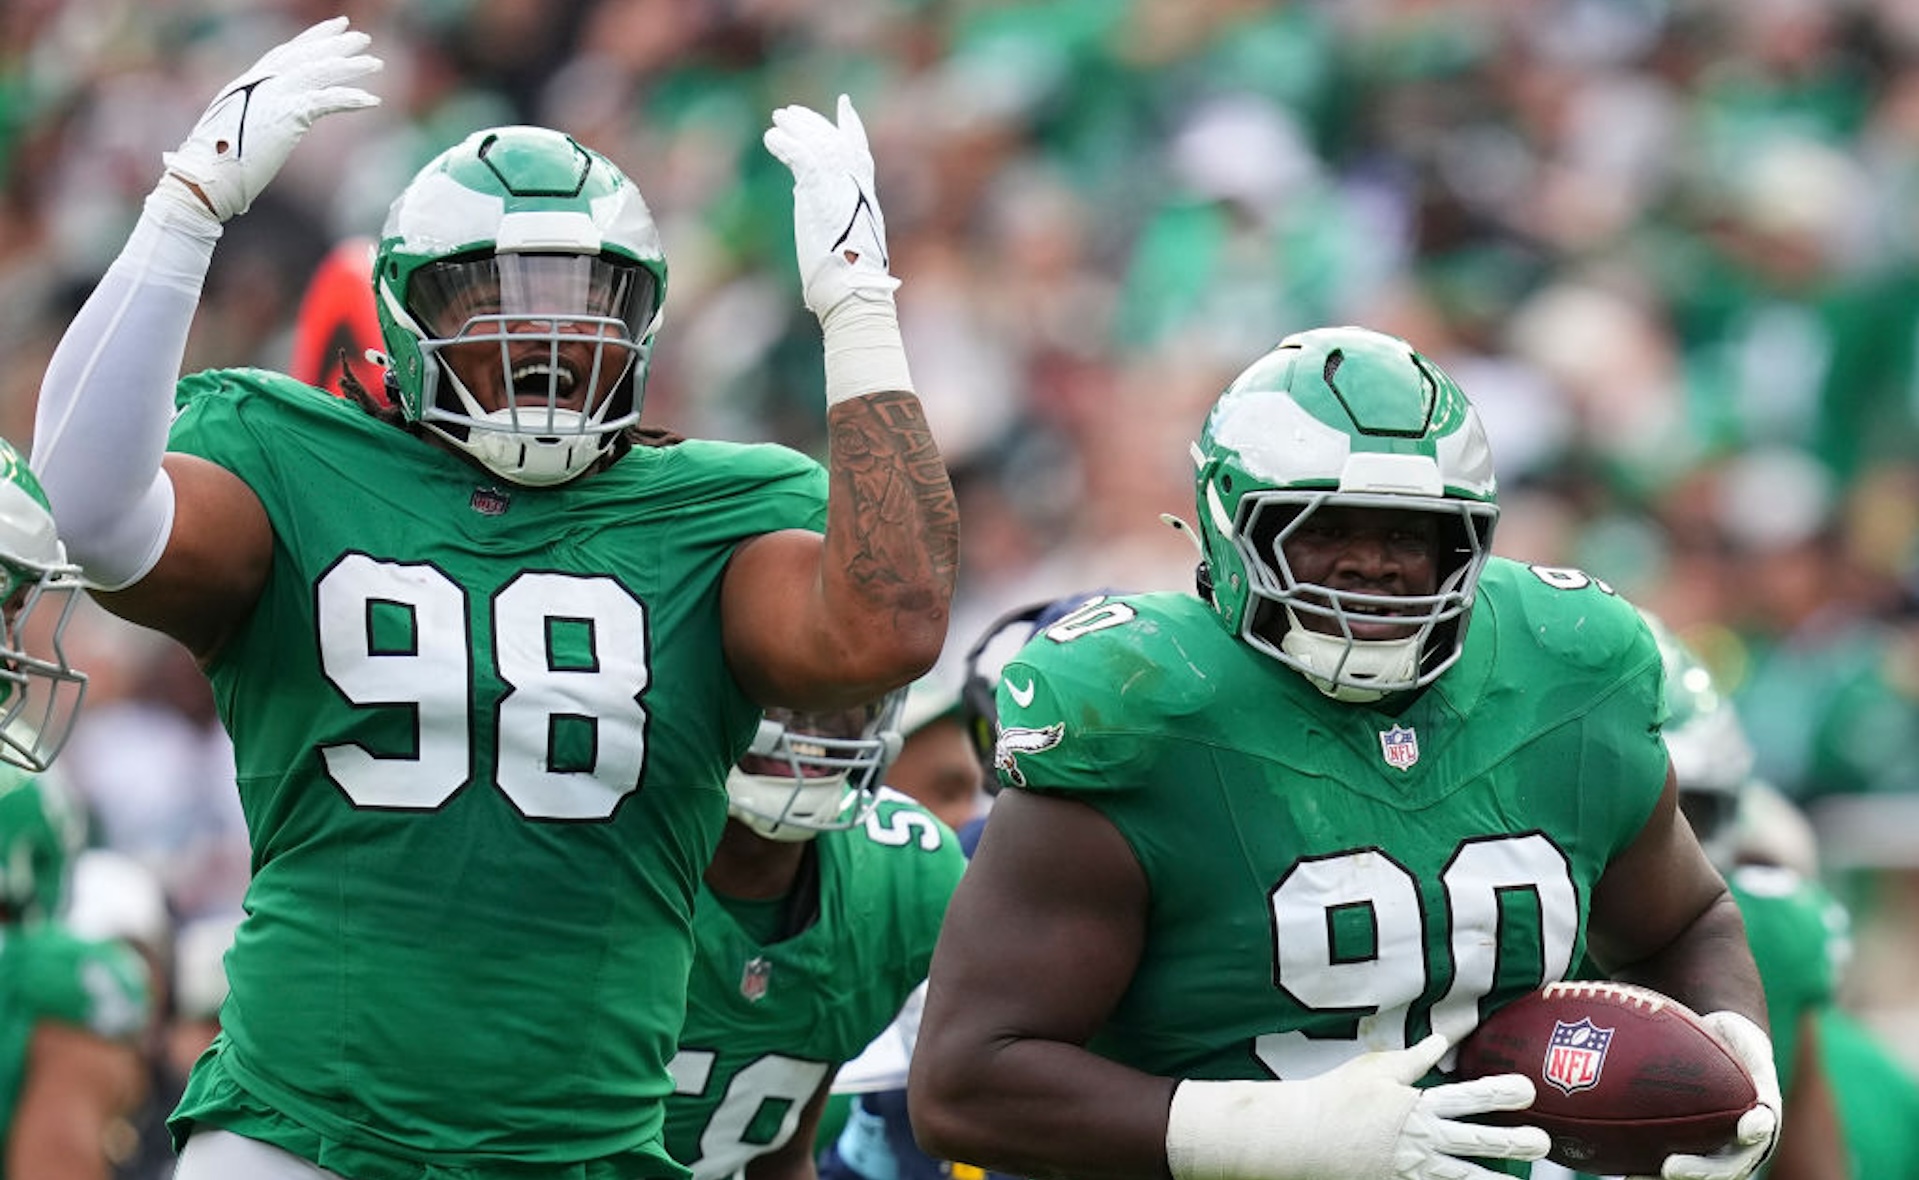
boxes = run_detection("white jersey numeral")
[669,1047,830,1180]
[316,554,649,819]
[1254,833,1577,1078]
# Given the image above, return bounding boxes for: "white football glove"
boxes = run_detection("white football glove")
[159,16,382,223]
[763,94,901,322]
[1645,1012,1781,1180]
[1165,1034,1550,1180]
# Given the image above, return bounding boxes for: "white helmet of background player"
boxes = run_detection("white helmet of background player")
[726,690,908,841]
[1645,612,1753,869]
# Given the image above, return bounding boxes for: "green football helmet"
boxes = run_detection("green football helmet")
[726,689,908,842]
[1645,612,1752,869]
[374,126,668,486]
[0,441,87,772]
[1191,326,1498,701]
[0,764,86,924]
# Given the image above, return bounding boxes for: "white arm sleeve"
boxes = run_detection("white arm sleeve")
[31,189,221,590]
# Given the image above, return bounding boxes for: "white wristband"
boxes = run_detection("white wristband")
[1166,1078,1395,1180]
[130,185,224,291]
[820,293,914,405]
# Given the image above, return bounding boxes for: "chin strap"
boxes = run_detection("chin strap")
[1277,608,1419,703]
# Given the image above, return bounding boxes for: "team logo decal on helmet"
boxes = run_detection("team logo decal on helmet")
[1189,326,1498,702]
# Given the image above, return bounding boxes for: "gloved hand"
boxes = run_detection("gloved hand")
[763,94,901,322]
[159,15,382,223]
[1644,1012,1781,1180]
[1165,1034,1550,1180]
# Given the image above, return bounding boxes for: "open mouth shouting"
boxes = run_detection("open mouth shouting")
[506,358,581,411]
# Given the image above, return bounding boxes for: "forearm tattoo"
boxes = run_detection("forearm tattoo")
[827,391,960,614]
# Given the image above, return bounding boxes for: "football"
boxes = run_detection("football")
[1453,981,1758,1175]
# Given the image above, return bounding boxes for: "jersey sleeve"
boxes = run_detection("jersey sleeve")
[1731,866,1839,1011]
[855,790,966,984]
[676,439,828,539]
[20,930,151,1043]
[168,368,336,503]
[989,596,1174,796]
[1490,562,1671,856]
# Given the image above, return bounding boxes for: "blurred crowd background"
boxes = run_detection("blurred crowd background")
[8,0,1919,1083]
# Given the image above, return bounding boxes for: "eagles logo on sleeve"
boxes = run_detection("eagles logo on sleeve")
[993,723,1063,789]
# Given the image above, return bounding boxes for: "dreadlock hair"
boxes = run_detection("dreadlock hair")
[336,351,400,422]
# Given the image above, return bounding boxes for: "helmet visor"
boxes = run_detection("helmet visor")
[408,253,661,342]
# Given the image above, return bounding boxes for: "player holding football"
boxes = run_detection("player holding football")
[910,326,1781,1180]
[664,693,964,1180]
[29,15,956,1180]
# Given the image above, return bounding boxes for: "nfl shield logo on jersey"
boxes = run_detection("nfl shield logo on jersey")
[740,956,772,1003]
[469,486,512,516]
[1378,725,1419,771]
[1543,1017,1613,1094]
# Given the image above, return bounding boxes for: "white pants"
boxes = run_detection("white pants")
[173,1129,349,1180]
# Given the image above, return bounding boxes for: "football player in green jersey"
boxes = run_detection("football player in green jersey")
[1650,615,1845,1180]
[665,691,964,1180]
[911,326,1779,1180]
[1652,618,1919,1180]
[0,434,151,1179]
[29,17,955,1180]
[0,762,153,1179]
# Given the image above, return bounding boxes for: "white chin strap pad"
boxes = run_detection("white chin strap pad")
[1279,620,1420,703]
[465,409,602,487]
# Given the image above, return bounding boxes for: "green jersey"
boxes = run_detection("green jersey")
[1724,865,1836,1096]
[164,371,828,1179]
[666,790,963,1180]
[992,559,1667,1082]
[1820,1006,1919,1180]
[0,920,150,1168]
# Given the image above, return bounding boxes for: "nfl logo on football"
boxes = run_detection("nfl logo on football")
[1543,1017,1614,1094]
[1378,725,1419,771]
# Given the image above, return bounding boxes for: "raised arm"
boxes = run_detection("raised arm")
[29,17,380,657]
[723,96,958,710]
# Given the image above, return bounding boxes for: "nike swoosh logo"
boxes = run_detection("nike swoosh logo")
[1006,677,1036,709]
[832,188,889,270]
